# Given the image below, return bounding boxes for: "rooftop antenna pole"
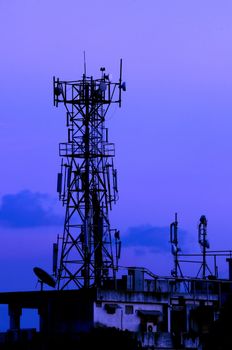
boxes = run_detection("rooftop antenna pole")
[170,213,180,277]
[53,60,126,290]
[198,215,210,279]
[83,51,87,76]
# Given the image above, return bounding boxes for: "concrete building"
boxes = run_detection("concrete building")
[0,265,231,349]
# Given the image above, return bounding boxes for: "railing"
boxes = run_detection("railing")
[116,266,232,305]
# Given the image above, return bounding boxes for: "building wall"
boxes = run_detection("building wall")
[93,301,163,332]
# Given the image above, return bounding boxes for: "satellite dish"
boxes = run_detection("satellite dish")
[33,267,56,290]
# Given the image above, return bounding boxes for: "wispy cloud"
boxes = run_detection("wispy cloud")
[0,190,63,228]
[122,225,185,253]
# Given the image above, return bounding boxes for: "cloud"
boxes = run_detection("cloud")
[0,190,63,228]
[122,225,185,253]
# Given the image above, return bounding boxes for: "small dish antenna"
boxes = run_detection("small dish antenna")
[33,267,56,291]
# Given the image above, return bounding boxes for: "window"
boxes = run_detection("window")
[105,304,118,314]
[125,305,133,314]
[96,301,102,308]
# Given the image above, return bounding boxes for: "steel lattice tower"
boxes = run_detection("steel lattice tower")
[53,61,125,290]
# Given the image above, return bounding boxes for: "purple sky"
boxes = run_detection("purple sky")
[1,1,232,294]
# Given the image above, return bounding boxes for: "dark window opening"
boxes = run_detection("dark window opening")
[125,305,134,314]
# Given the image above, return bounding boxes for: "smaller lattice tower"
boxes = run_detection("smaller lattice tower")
[53,60,125,290]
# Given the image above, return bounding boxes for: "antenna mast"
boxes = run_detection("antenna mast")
[53,60,125,290]
[170,213,182,277]
[197,215,211,279]
[83,51,87,76]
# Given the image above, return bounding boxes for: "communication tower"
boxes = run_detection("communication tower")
[53,60,125,290]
